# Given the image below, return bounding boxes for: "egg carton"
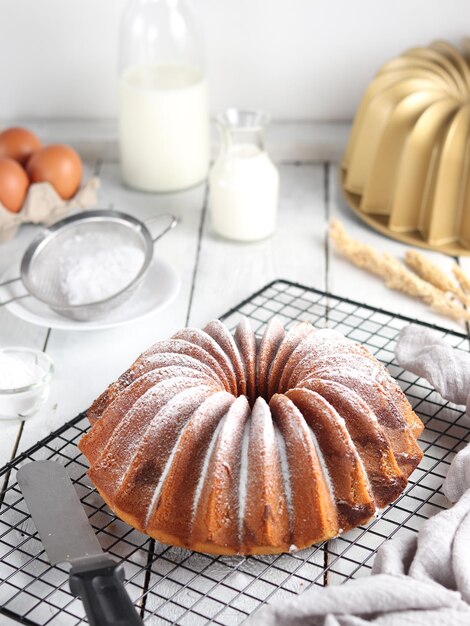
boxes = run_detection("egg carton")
[0,177,100,243]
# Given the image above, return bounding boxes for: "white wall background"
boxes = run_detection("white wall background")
[0,0,468,121]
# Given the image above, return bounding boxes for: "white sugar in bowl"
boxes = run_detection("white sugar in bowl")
[0,347,53,420]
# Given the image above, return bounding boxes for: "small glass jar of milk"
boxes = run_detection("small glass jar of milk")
[209,109,279,242]
[119,0,210,192]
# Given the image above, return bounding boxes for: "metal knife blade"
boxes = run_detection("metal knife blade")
[17,460,102,565]
[18,460,144,626]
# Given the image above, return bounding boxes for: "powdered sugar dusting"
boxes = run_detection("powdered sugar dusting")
[275,425,293,521]
[235,317,257,403]
[172,327,237,389]
[238,421,251,537]
[268,322,315,397]
[257,318,285,398]
[59,237,144,305]
[204,320,246,390]
[289,343,369,389]
[94,377,213,482]
[258,400,275,450]
[131,365,214,390]
[142,387,213,525]
[306,423,335,501]
[140,339,228,388]
[135,353,222,383]
[192,413,229,518]
[212,396,250,461]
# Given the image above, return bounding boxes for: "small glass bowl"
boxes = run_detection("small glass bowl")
[0,347,54,420]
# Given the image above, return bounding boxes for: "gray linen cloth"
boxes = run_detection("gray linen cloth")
[248,325,470,625]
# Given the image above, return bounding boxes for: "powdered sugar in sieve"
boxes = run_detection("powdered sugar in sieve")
[58,233,145,305]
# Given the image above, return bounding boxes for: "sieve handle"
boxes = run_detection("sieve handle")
[0,276,30,307]
[144,214,179,244]
[0,293,30,307]
[0,276,21,288]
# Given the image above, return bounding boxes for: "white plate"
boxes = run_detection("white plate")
[0,257,180,331]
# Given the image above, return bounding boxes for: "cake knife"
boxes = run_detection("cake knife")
[17,460,143,626]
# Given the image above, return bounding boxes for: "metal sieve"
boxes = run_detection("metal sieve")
[0,210,178,322]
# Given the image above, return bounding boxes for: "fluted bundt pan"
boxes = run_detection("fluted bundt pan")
[79,318,423,555]
[342,39,470,255]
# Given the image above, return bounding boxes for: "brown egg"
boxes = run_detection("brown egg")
[0,158,29,213]
[27,144,83,200]
[0,127,42,165]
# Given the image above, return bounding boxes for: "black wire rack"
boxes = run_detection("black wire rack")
[1,279,470,626]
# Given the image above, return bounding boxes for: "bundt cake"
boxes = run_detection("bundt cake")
[342,39,470,255]
[79,318,423,555]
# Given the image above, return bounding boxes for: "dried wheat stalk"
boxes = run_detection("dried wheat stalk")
[453,264,470,295]
[405,250,470,305]
[329,220,470,322]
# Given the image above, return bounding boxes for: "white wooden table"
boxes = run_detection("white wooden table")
[0,120,467,471]
[1,120,469,626]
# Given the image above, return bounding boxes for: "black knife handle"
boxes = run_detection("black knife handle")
[69,555,143,626]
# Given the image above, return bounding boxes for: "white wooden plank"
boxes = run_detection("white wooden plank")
[328,163,464,333]
[188,163,326,328]
[14,162,206,455]
[0,422,21,467]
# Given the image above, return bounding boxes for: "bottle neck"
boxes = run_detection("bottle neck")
[120,0,204,76]
[219,127,266,155]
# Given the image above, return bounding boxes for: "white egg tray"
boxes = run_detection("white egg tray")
[0,177,99,242]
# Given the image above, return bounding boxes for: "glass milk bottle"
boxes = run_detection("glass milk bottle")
[209,109,279,242]
[119,0,210,192]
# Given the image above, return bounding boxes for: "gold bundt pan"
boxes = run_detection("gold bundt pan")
[341,40,470,256]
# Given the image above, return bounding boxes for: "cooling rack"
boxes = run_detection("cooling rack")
[1,279,469,626]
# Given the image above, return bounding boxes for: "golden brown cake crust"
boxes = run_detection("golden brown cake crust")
[79,318,423,556]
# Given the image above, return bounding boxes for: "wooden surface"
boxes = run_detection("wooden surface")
[1,121,469,626]
[0,122,467,469]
